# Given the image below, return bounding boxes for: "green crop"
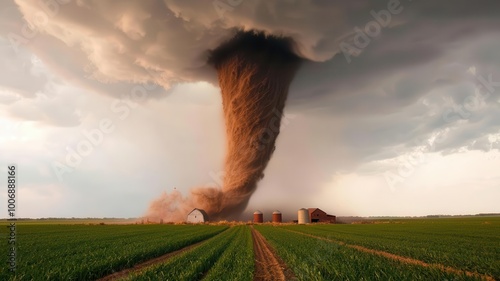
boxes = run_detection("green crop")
[128,225,254,281]
[280,217,500,279]
[0,223,227,280]
[255,225,483,281]
[2,217,497,280]
[203,225,254,281]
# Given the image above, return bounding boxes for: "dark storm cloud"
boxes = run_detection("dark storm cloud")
[5,0,500,153]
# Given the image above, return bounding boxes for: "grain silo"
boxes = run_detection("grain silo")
[272,210,282,223]
[298,208,310,224]
[253,211,263,223]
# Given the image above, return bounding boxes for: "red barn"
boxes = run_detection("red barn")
[308,208,336,223]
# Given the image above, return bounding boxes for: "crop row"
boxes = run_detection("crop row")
[255,225,482,281]
[280,217,499,279]
[127,225,254,281]
[0,224,227,280]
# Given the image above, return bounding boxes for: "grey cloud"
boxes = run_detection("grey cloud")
[8,95,82,127]
[5,0,500,167]
[5,0,499,105]
[8,0,497,89]
[0,39,48,99]
[467,135,493,152]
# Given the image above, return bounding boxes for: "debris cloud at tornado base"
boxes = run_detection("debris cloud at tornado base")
[146,31,301,222]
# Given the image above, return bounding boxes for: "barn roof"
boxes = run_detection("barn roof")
[308,208,327,213]
[308,208,333,215]
[188,208,209,220]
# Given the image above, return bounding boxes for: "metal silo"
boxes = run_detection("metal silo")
[272,210,282,223]
[253,210,263,223]
[298,208,310,224]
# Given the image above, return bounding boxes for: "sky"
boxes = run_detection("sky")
[1,0,499,220]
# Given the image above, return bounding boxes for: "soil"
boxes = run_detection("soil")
[97,239,206,281]
[251,227,296,281]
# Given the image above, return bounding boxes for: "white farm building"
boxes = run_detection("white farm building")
[186,208,209,223]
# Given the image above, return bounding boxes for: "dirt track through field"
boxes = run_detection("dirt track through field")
[97,239,207,281]
[285,229,496,281]
[252,227,295,281]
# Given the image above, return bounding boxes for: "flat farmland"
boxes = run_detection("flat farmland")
[0,217,498,280]
[126,225,254,280]
[279,217,500,279]
[0,223,227,280]
[255,225,481,280]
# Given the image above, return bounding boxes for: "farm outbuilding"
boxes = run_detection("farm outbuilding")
[308,208,336,223]
[298,208,310,224]
[186,208,209,223]
[253,211,263,223]
[272,210,282,223]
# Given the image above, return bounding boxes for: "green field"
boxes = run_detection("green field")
[0,223,227,280]
[255,225,480,280]
[0,217,498,280]
[127,225,254,281]
[279,217,500,279]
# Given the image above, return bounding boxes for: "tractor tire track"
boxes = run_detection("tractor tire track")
[252,226,296,281]
[97,238,209,281]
